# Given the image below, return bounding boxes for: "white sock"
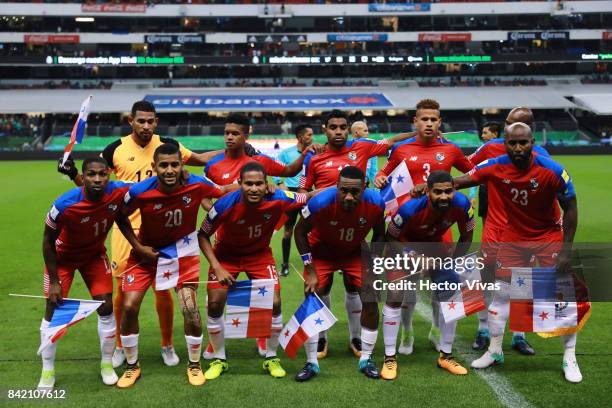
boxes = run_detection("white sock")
[207,316,226,360]
[400,302,415,333]
[382,305,401,357]
[97,314,116,363]
[477,310,489,330]
[305,335,318,365]
[319,294,331,340]
[488,281,510,337]
[360,327,378,362]
[489,335,503,354]
[265,314,283,358]
[40,319,57,371]
[185,335,203,363]
[345,292,362,341]
[562,333,577,350]
[120,334,139,365]
[438,304,457,354]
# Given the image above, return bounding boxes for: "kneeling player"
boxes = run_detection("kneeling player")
[40,157,130,389]
[114,143,231,388]
[199,162,309,380]
[293,166,386,381]
[382,170,474,379]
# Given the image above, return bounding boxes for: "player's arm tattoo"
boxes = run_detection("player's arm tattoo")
[42,224,62,305]
[186,150,224,166]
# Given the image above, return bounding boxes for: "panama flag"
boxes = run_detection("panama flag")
[155,231,200,291]
[279,294,337,358]
[225,279,275,338]
[509,267,591,337]
[380,160,414,214]
[38,299,103,354]
[62,95,92,166]
[435,253,487,323]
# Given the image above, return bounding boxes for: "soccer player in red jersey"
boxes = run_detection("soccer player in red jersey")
[468,108,548,354]
[453,122,581,383]
[375,99,474,354]
[293,166,386,381]
[298,110,412,357]
[113,143,233,388]
[39,157,130,389]
[199,162,310,381]
[381,170,474,379]
[205,113,309,187]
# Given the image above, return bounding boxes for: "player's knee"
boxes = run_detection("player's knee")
[122,297,141,317]
[207,301,224,318]
[181,304,202,328]
[95,294,113,316]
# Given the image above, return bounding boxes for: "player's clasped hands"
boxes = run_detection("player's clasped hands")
[214,266,237,286]
[134,245,159,264]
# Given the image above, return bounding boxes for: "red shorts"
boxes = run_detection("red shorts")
[207,248,279,291]
[480,223,505,267]
[121,252,200,293]
[305,256,362,290]
[496,231,563,279]
[44,253,112,297]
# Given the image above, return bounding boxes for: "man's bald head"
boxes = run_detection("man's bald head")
[505,122,533,138]
[351,121,369,139]
[506,107,534,127]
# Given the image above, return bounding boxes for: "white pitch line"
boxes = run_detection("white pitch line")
[415,302,535,408]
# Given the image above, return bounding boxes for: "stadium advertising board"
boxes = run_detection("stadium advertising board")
[24,35,80,44]
[604,32,612,40]
[507,31,570,41]
[144,94,393,110]
[247,35,307,43]
[418,33,472,42]
[81,3,146,13]
[368,3,430,12]
[145,35,205,44]
[327,34,388,42]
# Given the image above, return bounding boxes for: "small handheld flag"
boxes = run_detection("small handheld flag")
[279,293,337,359]
[62,95,92,166]
[380,160,414,214]
[155,231,200,291]
[224,279,275,338]
[37,298,103,354]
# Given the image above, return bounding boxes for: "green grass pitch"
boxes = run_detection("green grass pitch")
[0,156,611,407]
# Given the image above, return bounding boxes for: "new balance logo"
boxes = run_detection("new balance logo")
[153,203,163,210]
[222,173,230,179]
[409,156,418,161]
[326,161,333,167]
[80,217,90,223]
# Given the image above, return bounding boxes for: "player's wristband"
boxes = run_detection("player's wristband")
[300,252,313,266]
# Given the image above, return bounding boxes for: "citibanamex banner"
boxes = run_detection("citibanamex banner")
[418,33,472,42]
[24,34,80,44]
[81,3,146,13]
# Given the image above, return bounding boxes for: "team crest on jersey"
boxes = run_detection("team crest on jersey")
[393,214,403,227]
[263,213,272,221]
[108,203,118,212]
[127,157,135,161]
[80,217,90,223]
[237,219,245,225]
[348,151,357,161]
[127,274,134,283]
[436,152,445,162]
[530,178,539,190]
[358,217,368,226]
[182,195,192,205]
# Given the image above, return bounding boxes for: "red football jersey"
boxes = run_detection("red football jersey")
[124,174,223,248]
[204,150,286,185]
[469,138,552,231]
[201,189,307,256]
[301,187,385,258]
[299,138,390,190]
[469,155,575,241]
[46,181,131,260]
[378,136,473,184]
[388,192,475,242]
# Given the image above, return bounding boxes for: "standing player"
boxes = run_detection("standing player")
[293,166,386,381]
[374,99,474,355]
[468,108,548,354]
[113,143,233,388]
[453,123,581,383]
[198,162,310,380]
[299,109,412,358]
[57,100,227,368]
[39,157,129,389]
[272,124,314,277]
[381,170,474,380]
[350,121,378,186]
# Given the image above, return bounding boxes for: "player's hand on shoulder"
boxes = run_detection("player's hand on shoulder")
[411,183,427,197]
[48,282,63,306]
[306,144,325,155]
[266,182,277,195]
[214,266,236,286]
[135,245,159,264]
[244,143,261,157]
[374,174,389,189]
[57,155,78,180]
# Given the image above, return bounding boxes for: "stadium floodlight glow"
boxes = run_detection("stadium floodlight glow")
[75,17,95,22]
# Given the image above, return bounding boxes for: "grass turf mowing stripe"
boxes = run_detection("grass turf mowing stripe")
[415,302,535,408]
